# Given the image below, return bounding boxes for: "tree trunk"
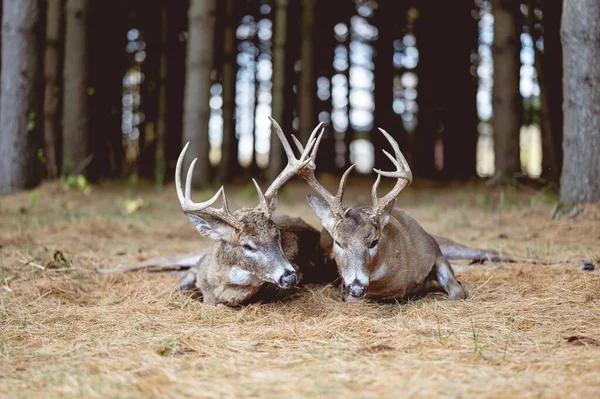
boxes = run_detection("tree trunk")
[218,0,238,183]
[538,0,563,182]
[559,0,600,206]
[88,0,126,180]
[0,0,44,194]
[440,1,479,180]
[155,6,168,188]
[62,0,89,176]
[183,0,216,187]
[313,0,336,174]
[373,1,408,173]
[298,0,316,143]
[43,0,62,179]
[414,4,437,177]
[491,0,523,181]
[268,0,289,182]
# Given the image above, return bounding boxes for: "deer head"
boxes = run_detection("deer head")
[176,117,319,288]
[292,126,412,300]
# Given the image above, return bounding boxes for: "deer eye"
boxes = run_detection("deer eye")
[242,243,256,252]
[369,240,378,249]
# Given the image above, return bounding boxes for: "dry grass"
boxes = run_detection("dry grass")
[1,179,599,398]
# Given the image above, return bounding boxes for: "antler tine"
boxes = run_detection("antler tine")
[371,128,413,217]
[332,164,355,215]
[293,124,352,217]
[292,127,324,170]
[175,142,242,230]
[257,118,321,216]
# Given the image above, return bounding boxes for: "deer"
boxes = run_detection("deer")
[171,117,337,306]
[289,124,469,302]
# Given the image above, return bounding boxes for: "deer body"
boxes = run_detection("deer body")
[319,207,465,301]
[180,215,326,306]
[173,117,330,307]
[291,123,466,302]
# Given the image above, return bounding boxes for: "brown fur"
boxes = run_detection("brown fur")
[311,198,466,302]
[180,211,335,306]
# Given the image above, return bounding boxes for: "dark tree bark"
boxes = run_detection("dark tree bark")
[182,0,216,187]
[0,0,44,194]
[298,0,316,143]
[373,1,408,173]
[138,4,161,181]
[532,0,563,182]
[62,0,89,176]
[155,6,168,188]
[439,2,479,179]
[491,0,523,181]
[88,1,127,180]
[413,3,438,178]
[268,0,289,182]
[218,0,239,183]
[165,0,189,182]
[42,0,62,179]
[414,1,478,179]
[559,0,600,206]
[313,0,336,174]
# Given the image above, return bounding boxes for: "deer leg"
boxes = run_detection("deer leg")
[434,257,467,300]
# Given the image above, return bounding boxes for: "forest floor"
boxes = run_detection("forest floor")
[1,177,599,398]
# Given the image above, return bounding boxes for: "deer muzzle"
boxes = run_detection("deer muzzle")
[342,279,368,300]
[278,269,298,288]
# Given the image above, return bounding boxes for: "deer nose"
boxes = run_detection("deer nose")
[346,280,368,297]
[278,270,298,288]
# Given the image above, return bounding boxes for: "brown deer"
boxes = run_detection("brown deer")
[172,118,336,306]
[290,125,468,302]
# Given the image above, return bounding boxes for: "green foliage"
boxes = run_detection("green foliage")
[29,191,39,207]
[61,175,92,194]
[26,112,36,132]
[37,149,47,164]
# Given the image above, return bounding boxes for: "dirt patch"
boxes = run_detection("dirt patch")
[1,180,599,398]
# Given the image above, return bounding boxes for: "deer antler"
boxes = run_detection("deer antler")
[176,142,243,230]
[251,117,320,217]
[371,128,412,217]
[291,125,354,218]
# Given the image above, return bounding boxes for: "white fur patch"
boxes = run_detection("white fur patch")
[368,246,377,258]
[229,268,259,286]
[370,263,387,281]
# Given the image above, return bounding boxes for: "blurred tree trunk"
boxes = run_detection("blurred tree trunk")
[62,0,89,176]
[440,1,479,179]
[491,0,523,181]
[165,0,189,181]
[0,0,44,194]
[42,0,62,179]
[155,6,168,188]
[268,0,289,182]
[414,4,437,177]
[138,5,160,181]
[536,0,563,182]
[313,0,336,174]
[218,0,239,183]
[183,0,216,186]
[298,0,316,143]
[343,24,352,169]
[88,1,126,180]
[373,1,408,173]
[558,0,600,207]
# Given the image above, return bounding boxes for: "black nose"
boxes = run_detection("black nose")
[345,280,368,297]
[278,270,298,287]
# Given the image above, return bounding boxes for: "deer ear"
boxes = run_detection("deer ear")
[307,195,336,233]
[378,200,395,229]
[186,214,237,241]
